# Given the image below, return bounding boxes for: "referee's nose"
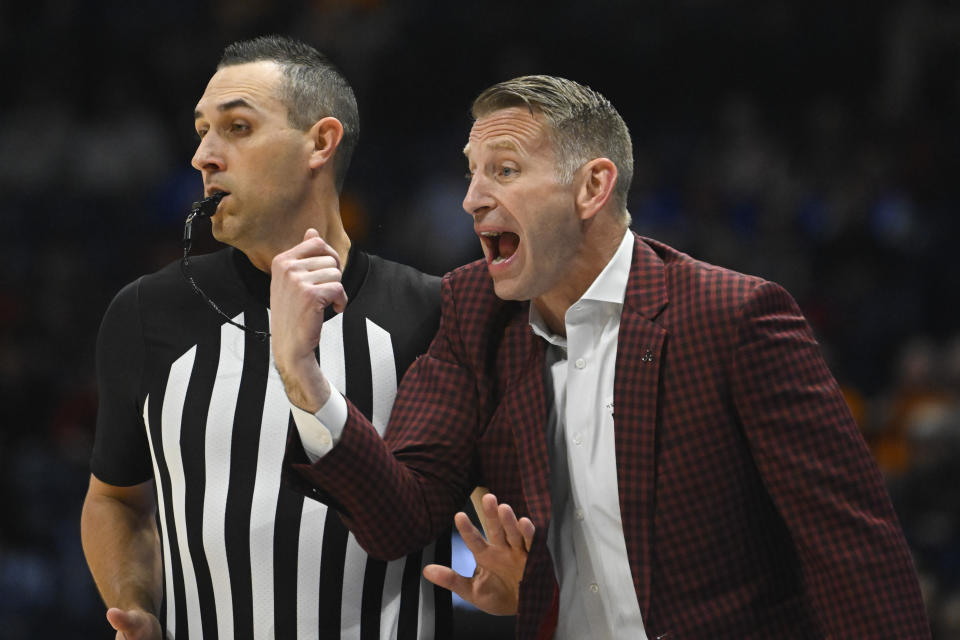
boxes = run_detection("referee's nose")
[192,132,226,174]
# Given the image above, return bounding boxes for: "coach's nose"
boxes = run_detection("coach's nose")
[463,172,495,218]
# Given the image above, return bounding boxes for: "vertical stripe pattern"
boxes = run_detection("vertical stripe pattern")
[144,395,176,636]
[202,320,242,640]
[296,498,327,639]
[180,335,220,640]
[250,350,293,638]
[366,318,397,435]
[378,555,405,640]
[340,535,370,638]
[139,284,439,638]
[161,347,203,640]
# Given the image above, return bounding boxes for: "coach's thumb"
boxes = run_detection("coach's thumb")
[303,227,320,241]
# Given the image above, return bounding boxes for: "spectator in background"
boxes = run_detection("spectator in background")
[871,337,955,477]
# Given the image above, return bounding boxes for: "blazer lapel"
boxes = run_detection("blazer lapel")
[502,312,562,638]
[501,318,553,527]
[614,234,669,618]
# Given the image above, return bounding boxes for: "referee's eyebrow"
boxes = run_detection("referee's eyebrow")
[194,98,257,120]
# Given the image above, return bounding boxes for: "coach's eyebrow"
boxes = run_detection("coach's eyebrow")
[490,140,520,152]
[462,139,521,157]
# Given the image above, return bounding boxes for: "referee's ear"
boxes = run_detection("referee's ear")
[308,116,344,173]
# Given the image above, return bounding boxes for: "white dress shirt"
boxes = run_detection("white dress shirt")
[529,229,647,640]
[291,400,345,463]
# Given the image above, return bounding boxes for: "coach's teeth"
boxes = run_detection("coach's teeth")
[491,256,506,264]
[480,231,502,237]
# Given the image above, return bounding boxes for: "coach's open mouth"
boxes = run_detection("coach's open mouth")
[479,230,520,265]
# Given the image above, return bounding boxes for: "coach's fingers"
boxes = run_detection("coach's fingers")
[279,228,342,269]
[518,517,535,552]
[480,493,508,547]
[423,564,473,601]
[325,283,348,313]
[497,502,526,550]
[453,511,488,558]
[297,255,342,276]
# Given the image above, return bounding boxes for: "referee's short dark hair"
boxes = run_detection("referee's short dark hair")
[219,35,359,193]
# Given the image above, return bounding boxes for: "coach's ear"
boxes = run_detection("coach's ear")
[308,117,344,171]
[575,157,617,221]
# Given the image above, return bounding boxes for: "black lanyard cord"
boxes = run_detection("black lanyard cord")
[180,194,270,342]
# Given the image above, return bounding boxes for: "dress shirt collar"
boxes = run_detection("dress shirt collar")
[529,228,635,345]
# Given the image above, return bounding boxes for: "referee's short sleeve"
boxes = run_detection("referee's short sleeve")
[89,279,153,486]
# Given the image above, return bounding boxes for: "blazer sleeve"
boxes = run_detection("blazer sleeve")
[729,280,930,638]
[285,273,482,561]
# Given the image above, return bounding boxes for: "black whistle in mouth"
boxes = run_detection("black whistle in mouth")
[184,192,228,247]
[190,191,228,219]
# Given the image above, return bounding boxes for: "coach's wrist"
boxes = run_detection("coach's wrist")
[276,356,331,413]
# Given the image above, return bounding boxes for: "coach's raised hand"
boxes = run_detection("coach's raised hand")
[423,493,535,616]
[270,228,348,412]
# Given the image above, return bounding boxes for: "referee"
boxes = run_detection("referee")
[81,36,451,639]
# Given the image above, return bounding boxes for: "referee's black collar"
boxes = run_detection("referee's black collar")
[231,244,368,319]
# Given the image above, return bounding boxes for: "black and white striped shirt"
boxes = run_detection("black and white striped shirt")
[91,246,451,639]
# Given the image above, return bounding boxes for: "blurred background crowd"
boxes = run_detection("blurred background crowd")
[1,0,959,637]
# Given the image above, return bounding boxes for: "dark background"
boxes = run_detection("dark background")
[2,1,959,637]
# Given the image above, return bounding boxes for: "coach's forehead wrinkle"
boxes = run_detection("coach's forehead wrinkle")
[467,107,549,157]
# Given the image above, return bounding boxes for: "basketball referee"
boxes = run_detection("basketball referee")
[81,36,451,639]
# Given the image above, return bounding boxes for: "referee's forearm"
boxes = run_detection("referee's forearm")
[81,489,162,614]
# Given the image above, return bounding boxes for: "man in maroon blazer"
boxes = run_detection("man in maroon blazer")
[270,76,930,638]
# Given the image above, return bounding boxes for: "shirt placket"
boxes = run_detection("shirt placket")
[565,303,614,638]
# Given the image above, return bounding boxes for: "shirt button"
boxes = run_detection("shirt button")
[589,583,599,594]
[572,433,583,446]
[575,508,584,521]
[575,358,586,369]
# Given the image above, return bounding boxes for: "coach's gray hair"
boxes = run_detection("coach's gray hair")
[472,75,633,219]
[219,35,359,193]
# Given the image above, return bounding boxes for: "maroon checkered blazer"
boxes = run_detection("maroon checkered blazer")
[287,234,929,639]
